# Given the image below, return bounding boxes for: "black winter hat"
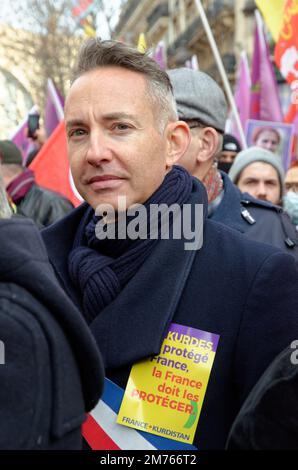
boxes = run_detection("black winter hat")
[0,140,22,165]
[222,134,241,153]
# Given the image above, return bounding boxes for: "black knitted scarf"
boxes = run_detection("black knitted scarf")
[68,165,193,324]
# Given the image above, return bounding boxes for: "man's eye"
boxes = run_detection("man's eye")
[69,129,86,137]
[113,123,131,131]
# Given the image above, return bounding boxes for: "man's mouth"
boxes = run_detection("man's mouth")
[87,175,125,190]
[88,175,123,183]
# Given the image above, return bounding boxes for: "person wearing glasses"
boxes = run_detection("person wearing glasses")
[168,68,298,257]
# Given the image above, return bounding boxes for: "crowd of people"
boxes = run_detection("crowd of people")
[1,38,298,451]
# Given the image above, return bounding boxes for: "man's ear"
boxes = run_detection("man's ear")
[195,127,220,164]
[165,121,190,168]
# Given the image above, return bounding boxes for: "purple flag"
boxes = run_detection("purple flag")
[10,105,38,162]
[226,51,251,142]
[152,41,167,70]
[250,10,282,121]
[236,52,251,132]
[185,55,199,70]
[44,79,64,137]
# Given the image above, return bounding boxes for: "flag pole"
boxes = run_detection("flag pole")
[194,0,247,148]
[48,79,64,121]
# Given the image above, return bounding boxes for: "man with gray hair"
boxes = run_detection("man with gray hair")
[42,39,298,450]
[168,68,298,257]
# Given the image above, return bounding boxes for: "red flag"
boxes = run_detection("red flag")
[72,0,93,17]
[284,83,298,161]
[30,121,82,207]
[275,1,298,85]
[274,2,298,159]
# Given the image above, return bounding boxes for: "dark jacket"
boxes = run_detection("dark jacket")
[17,183,74,229]
[226,345,298,449]
[0,217,104,449]
[210,172,298,258]
[42,179,298,450]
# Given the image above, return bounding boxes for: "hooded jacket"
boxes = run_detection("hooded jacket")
[0,217,104,449]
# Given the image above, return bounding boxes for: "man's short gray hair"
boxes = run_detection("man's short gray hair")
[215,133,224,159]
[71,38,178,133]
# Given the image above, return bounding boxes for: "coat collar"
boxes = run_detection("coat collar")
[89,234,198,369]
[210,172,247,233]
[42,178,208,369]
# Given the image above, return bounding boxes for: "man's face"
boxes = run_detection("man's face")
[218,151,237,163]
[255,130,279,153]
[285,166,298,193]
[237,162,281,205]
[65,67,173,210]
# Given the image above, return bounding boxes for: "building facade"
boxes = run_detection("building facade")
[114,0,256,82]
[0,21,82,140]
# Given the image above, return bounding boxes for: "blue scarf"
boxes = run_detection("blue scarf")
[68,166,193,324]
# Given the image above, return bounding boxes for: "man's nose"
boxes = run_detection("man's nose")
[256,182,267,199]
[86,133,113,166]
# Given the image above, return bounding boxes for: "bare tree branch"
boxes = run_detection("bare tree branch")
[0,0,123,128]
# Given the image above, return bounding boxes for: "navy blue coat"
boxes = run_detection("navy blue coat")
[42,179,298,449]
[0,217,104,449]
[211,172,298,258]
[226,345,298,449]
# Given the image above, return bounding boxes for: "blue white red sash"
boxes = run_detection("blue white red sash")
[83,378,197,450]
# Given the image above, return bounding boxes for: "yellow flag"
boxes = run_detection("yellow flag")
[81,15,96,38]
[255,0,285,41]
[137,33,147,53]
[83,23,96,37]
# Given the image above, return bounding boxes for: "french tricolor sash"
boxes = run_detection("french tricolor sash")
[82,378,197,451]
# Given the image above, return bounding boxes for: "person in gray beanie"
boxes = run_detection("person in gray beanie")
[229,146,284,205]
[168,67,298,257]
